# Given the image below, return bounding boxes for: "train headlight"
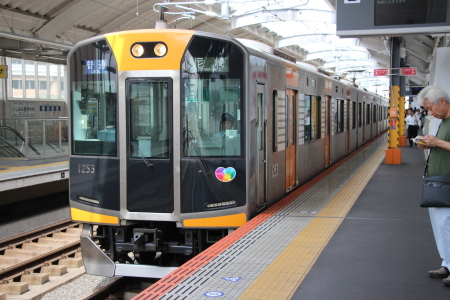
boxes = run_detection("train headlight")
[130,42,168,58]
[154,43,167,57]
[131,44,145,57]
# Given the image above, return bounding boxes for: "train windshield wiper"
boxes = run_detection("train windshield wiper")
[185,130,211,175]
[131,140,153,167]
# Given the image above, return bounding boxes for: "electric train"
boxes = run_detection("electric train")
[68,29,388,278]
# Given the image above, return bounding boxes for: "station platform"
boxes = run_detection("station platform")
[134,133,449,300]
[0,156,68,205]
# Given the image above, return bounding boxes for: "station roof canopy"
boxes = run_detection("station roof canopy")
[0,0,442,97]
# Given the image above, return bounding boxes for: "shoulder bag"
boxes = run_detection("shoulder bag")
[420,156,450,208]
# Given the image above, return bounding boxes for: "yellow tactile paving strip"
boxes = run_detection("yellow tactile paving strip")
[0,161,67,174]
[239,144,386,300]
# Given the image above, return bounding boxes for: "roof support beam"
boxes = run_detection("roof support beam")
[0,5,51,21]
[277,34,332,48]
[323,59,376,69]
[35,0,103,40]
[231,9,335,29]
[0,30,72,50]
[306,49,370,61]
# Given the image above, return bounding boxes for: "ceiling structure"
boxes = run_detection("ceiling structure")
[0,0,444,97]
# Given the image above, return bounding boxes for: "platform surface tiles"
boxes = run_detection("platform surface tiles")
[135,133,448,300]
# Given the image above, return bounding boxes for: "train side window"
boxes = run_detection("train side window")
[373,104,377,123]
[257,91,263,151]
[366,104,371,125]
[291,94,295,145]
[285,94,288,147]
[305,95,321,142]
[311,79,316,87]
[312,96,321,140]
[337,99,344,133]
[358,103,362,128]
[352,101,356,129]
[304,95,311,142]
[273,90,278,152]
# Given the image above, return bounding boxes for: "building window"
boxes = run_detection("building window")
[39,81,47,89]
[25,80,35,89]
[7,57,65,101]
[12,80,22,89]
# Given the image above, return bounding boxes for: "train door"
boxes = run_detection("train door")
[325,96,331,167]
[256,84,266,210]
[126,78,174,213]
[285,89,297,191]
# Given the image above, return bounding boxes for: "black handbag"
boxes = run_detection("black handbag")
[420,151,450,207]
[420,175,450,207]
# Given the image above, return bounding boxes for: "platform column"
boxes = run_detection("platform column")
[0,57,6,122]
[398,45,407,147]
[386,37,402,164]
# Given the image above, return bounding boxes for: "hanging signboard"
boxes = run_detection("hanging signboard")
[401,67,417,76]
[374,69,389,76]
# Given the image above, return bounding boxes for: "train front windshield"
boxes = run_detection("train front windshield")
[182,36,244,157]
[69,39,118,156]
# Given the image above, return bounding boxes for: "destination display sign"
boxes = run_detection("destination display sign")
[83,59,107,75]
[194,57,229,72]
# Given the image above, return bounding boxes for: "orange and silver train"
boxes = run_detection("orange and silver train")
[68,29,388,278]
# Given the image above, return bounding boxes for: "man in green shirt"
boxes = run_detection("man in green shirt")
[417,85,450,285]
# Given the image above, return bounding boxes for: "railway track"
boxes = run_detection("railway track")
[0,219,86,299]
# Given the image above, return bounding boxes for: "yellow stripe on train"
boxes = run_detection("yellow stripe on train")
[183,213,247,228]
[71,207,119,225]
[105,29,194,71]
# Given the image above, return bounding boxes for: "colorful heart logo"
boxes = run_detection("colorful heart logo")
[215,167,236,182]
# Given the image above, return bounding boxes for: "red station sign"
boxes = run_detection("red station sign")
[401,67,417,76]
[374,68,389,76]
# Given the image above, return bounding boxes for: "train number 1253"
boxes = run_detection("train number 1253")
[78,164,95,174]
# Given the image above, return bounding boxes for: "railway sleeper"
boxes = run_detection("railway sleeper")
[21,243,59,252]
[0,282,28,295]
[4,248,47,258]
[0,256,84,296]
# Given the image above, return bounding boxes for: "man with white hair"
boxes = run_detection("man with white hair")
[416,85,450,285]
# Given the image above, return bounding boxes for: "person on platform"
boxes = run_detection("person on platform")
[405,108,419,147]
[415,109,422,129]
[416,85,450,286]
